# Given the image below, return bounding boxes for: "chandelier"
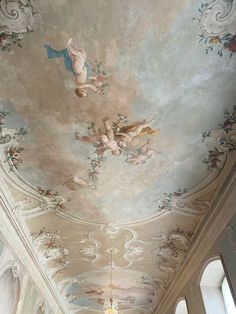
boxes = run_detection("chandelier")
[103,248,118,314]
[104,298,118,314]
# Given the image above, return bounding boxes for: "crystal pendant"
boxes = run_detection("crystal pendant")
[104,298,118,314]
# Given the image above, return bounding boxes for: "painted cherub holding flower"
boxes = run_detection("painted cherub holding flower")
[44,38,109,98]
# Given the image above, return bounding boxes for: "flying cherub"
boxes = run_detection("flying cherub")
[100,117,125,155]
[44,38,102,97]
[126,140,158,165]
[76,117,125,156]
[76,117,159,157]
[116,119,159,144]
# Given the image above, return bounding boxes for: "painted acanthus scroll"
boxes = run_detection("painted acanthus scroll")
[0,110,27,161]
[37,187,68,214]
[0,112,69,220]
[30,228,69,278]
[202,105,236,168]
[154,188,209,215]
[152,229,194,294]
[200,0,236,36]
[0,112,28,184]
[195,0,236,56]
[79,225,144,269]
[155,107,236,216]
[0,0,40,52]
[0,111,11,144]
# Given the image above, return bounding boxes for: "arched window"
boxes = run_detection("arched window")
[175,298,188,314]
[200,258,236,314]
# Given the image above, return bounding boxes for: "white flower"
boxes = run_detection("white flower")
[127,246,144,256]
[96,81,103,88]
[81,246,98,257]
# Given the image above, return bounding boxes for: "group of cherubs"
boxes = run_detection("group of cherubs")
[45,39,160,190]
[75,117,160,166]
[45,38,160,165]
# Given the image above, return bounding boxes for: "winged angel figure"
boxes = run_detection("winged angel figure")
[76,116,159,159]
[44,38,109,97]
[61,116,159,191]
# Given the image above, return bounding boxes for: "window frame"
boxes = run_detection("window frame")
[199,255,236,314]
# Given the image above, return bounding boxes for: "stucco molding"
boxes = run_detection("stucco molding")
[0,186,66,314]
[200,0,236,37]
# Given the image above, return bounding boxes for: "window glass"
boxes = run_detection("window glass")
[221,277,236,314]
[175,299,188,314]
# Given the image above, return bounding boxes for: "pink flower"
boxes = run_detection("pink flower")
[96,74,104,82]
[0,38,7,46]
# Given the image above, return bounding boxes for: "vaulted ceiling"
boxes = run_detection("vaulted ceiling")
[0,0,236,313]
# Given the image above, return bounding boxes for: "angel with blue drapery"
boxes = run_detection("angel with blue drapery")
[44,39,104,97]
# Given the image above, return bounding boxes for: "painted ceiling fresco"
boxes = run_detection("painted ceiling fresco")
[0,0,236,313]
